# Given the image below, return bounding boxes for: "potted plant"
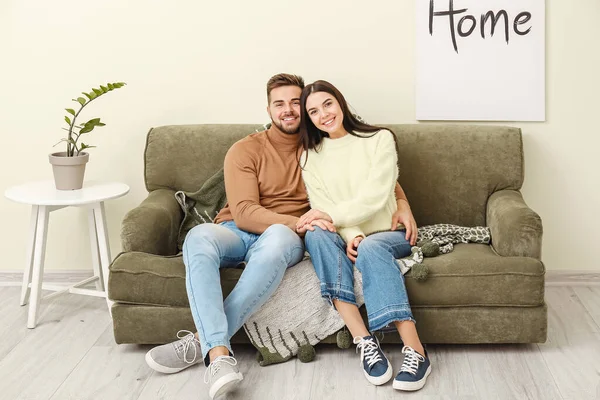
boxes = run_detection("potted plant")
[50,82,126,190]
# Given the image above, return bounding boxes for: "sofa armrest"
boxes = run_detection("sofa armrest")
[121,189,183,255]
[486,190,543,259]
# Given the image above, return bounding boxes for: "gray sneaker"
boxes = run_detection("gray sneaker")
[145,330,203,374]
[204,355,243,399]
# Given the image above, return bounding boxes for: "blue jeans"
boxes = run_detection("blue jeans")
[305,228,415,331]
[182,221,304,364]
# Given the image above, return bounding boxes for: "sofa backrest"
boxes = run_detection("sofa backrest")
[144,124,523,227]
[144,124,261,193]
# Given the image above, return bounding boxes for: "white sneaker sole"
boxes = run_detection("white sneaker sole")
[145,349,197,374]
[209,372,244,399]
[393,365,432,391]
[364,360,393,386]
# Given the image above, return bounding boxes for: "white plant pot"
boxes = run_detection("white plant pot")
[48,152,89,190]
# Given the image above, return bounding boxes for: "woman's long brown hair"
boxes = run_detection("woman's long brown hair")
[298,80,400,174]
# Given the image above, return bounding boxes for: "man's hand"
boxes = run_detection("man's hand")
[392,199,418,246]
[296,218,336,234]
[346,236,363,263]
[296,209,333,230]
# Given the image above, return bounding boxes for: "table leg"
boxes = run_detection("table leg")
[87,207,103,291]
[20,205,39,306]
[27,205,49,329]
[93,201,113,313]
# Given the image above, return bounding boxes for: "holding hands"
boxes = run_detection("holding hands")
[296,209,336,234]
[297,209,333,227]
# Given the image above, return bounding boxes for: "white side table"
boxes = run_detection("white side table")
[4,180,130,328]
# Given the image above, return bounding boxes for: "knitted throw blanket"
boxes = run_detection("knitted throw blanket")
[174,168,227,250]
[243,224,491,366]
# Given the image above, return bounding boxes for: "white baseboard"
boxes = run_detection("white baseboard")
[544,270,600,286]
[0,270,95,287]
[1,269,599,286]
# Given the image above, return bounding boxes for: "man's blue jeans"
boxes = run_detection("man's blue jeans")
[182,221,304,363]
[305,227,415,331]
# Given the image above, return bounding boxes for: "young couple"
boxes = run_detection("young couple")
[144,74,432,399]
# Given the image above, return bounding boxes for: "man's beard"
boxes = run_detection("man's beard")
[272,118,300,135]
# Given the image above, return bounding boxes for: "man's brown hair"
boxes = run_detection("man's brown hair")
[266,73,305,102]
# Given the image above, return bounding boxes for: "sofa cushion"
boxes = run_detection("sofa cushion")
[407,244,545,307]
[109,243,544,309]
[108,252,242,307]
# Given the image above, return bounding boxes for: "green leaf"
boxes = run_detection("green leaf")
[65,108,75,116]
[79,125,95,134]
[82,92,92,100]
[107,83,114,90]
[64,116,71,125]
[89,91,97,100]
[93,88,103,96]
[80,142,96,150]
[80,118,104,128]
[77,97,86,105]
[100,85,108,93]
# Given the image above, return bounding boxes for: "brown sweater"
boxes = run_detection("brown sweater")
[213,126,310,234]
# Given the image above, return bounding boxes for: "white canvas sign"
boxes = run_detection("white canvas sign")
[416,0,545,121]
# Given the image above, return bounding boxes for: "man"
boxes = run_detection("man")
[144,73,418,399]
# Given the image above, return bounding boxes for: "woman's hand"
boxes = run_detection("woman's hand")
[391,199,418,246]
[346,236,363,263]
[296,209,333,230]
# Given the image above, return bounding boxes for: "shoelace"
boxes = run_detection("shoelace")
[203,356,238,384]
[353,336,383,369]
[400,345,425,375]
[173,330,200,364]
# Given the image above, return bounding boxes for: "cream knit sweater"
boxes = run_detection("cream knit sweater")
[300,129,399,243]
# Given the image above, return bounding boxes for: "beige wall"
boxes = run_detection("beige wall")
[1,0,598,272]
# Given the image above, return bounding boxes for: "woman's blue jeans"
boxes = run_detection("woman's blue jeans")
[305,227,415,331]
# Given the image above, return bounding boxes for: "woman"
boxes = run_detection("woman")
[297,80,431,391]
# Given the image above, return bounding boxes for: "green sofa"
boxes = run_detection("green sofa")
[108,124,547,346]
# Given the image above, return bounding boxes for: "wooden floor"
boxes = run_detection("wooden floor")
[1,286,599,400]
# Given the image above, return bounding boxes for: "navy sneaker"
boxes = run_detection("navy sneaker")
[353,335,393,385]
[393,345,431,391]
